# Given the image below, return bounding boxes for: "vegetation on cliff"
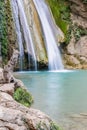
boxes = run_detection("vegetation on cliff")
[13,87,34,107]
[36,121,62,130]
[46,0,70,37]
[46,0,87,45]
[0,1,8,61]
[0,0,16,65]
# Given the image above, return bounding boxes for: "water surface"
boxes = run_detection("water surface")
[14,70,87,124]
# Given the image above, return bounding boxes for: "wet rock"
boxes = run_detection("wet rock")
[23,0,48,64]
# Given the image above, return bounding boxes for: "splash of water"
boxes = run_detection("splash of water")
[33,0,64,70]
[11,0,37,70]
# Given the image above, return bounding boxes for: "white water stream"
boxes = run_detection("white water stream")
[33,0,64,70]
[11,0,63,70]
[11,0,37,70]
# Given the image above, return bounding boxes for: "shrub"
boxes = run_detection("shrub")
[0,1,8,60]
[13,87,33,107]
[36,121,62,130]
[50,122,62,130]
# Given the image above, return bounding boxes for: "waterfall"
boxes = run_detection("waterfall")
[33,0,64,70]
[11,0,37,70]
[11,0,24,70]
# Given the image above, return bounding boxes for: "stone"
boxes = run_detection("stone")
[0,68,4,84]
[0,83,15,96]
[67,33,76,55]
[65,36,87,69]
[14,79,25,88]
[64,54,80,66]
[0,128,9,130]
[75,36,87,57]
[0,71,56,130]
[3,49,19,83]
[65,0,87,69]
[79,56,87,64]
[71,14,87,29]
[0,90,53,130]
[70,0,87,20]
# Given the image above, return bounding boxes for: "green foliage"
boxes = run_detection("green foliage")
[65,23,87,44]
[36,122,45,130]
[46,0,70,36]
[50,122,62,130]
[66,24,87,44]
[0,1,8,59]
[73,25,87,41]
[13,87,33,107]
[36,121,62,130]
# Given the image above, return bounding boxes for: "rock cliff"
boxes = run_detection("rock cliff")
[64,0,87,69]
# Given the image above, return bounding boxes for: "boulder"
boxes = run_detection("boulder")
[0,90,58,130]
[64,54,80,66]
[3,49,19,83]
[70,0,87,20]
[69,0,87,29]
[75,36,87,57]
[0,83,15,96]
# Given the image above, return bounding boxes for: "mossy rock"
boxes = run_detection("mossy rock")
[13,87,33,107]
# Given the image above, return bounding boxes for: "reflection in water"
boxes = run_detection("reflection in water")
[14,70,87,122]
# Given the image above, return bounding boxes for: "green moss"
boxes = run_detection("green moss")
[0,1,8,60]
[50,122,62,130]
[46,0,70,36]
[73,25,87,42]
[13,87,34,107]
[36,121,62,130]
[5,0,16,58]
[0,0,16,64]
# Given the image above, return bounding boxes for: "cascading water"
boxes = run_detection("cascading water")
[33,0,64,70]
[11,0,24,70]
[11,0,37,70]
